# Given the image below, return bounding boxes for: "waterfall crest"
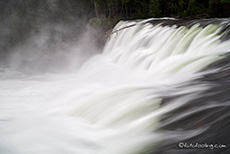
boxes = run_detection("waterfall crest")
[0,18,230,154]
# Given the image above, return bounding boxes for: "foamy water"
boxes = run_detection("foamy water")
[0,19,230,154]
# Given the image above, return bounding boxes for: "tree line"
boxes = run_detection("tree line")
[91,0,230,19]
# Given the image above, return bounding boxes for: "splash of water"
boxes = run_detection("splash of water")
[0,19,230,154]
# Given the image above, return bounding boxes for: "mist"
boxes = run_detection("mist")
[0,0,102,74]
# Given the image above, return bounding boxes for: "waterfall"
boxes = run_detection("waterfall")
[0,18,230,154]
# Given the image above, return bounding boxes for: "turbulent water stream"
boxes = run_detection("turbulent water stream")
[0,18,230,154]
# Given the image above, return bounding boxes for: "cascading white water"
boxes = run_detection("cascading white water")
[0,19,230,154]
[104,20,229,74]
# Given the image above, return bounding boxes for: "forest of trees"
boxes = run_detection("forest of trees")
[89,0,230,30]
[91,0,230,19]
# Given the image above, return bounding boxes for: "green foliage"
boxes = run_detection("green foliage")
[88,0,230,30]
[149,0,162,17]
[121,0,130,5]
[221,0,230,3]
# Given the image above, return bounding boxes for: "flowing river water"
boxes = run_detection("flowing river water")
[0,18,230,154]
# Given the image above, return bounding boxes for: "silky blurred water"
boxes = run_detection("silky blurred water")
[0,19,230,154]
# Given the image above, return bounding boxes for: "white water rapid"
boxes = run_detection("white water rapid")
[0,19,230,154]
